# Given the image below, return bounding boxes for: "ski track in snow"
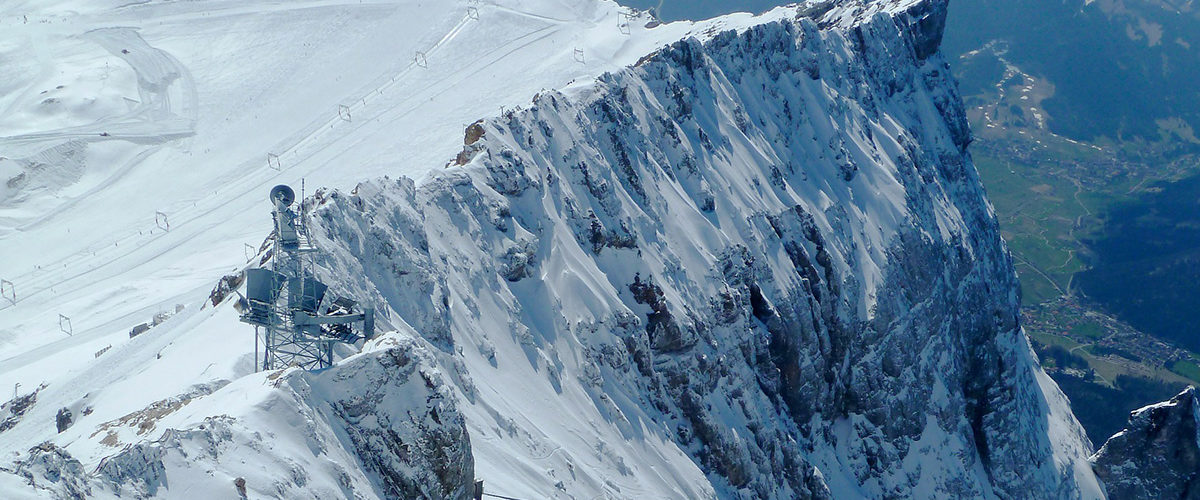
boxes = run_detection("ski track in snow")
[0,15,556,306]
[8,27,198,231]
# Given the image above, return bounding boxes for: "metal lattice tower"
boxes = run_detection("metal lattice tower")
[239,184,374,371]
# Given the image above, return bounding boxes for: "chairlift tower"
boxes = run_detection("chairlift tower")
[239,185,374,371]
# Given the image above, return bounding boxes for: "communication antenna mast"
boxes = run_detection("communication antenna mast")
[239,184,375,371]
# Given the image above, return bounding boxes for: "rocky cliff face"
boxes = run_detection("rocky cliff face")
[301,0,1103,497]
[291,334,475,500]
[1092,387,1200,499]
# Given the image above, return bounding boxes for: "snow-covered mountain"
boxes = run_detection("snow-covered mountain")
[0,0,1177,498]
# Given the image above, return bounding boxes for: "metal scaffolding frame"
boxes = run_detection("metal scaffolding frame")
[240,184,374,371]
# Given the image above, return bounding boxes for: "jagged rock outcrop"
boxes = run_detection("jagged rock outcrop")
[0,386,41,434]
[302,0,1102,497]
[6,443,91,500]
[1092,387,1200,499]
[286,333,475,500]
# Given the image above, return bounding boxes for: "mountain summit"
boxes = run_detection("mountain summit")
[0,0,1183,498]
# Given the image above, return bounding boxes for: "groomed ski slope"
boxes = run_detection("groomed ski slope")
[0,0,790,390]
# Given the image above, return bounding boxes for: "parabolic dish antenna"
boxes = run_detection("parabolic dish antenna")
[270,184,295,207]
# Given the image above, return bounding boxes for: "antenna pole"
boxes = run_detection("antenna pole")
[268,193,279,371]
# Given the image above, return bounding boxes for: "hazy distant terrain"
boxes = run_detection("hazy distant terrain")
[945,0,1200,146]
[943,0,1200,442]
[1078,175,1200,351]
[943,0,1200,301]
[943,0,1200,344]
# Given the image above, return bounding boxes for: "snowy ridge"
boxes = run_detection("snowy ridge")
[1,0,1113,498]
[295,0,1102,497]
